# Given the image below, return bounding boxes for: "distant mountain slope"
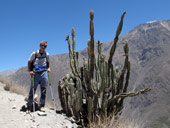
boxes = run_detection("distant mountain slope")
[0,69,16,79]
[8,20,170,128]
[120,20,170,128]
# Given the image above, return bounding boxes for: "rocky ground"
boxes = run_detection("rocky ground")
[0,82,78,128]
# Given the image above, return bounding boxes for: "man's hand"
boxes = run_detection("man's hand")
[47,68,51,72]
[29,71,34,76]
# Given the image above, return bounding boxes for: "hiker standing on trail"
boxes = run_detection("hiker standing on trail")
[27,41,50,112]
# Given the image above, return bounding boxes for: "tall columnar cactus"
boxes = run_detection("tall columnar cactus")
[89,10,95,79]
[58,10,150,125]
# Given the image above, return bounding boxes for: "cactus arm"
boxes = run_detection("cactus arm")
[66,35,72,56]
[113,88,151,101]
[66,35,76,75]
[89,10,95,79]
[108,11,126,76]
[116,41,129,94]
[122,42,130,86]
[71,28,81,78]
[72,28,75,53]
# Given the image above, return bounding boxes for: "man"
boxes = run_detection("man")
[27,41,50,112]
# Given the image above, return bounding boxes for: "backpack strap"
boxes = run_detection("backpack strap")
[33,50,38,64]
[44,51,48,63]
[30,51,38,71]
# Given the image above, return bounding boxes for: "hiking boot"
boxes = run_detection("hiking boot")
[39,106,45,112]
[27,105,32,112]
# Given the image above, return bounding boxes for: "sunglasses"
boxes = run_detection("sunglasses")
[41,45,47,48]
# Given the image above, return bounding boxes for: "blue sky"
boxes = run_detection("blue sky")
[0,0,169,72]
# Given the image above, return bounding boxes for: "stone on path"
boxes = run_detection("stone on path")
[37,111,47,116]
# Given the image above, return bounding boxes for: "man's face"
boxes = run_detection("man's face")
[40,43,47,51]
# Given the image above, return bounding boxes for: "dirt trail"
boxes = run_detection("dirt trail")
[0,83,78,128]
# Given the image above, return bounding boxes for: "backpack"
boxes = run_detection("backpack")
[30,51,47,71]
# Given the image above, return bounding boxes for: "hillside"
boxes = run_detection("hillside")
[121,20,170,128]
[7,20,170,127]
[0,69,16,79]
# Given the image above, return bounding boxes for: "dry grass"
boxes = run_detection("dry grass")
[10,84,27,96]
[88,116,120,128]
[88,115,141,128]
[1,77,27,96]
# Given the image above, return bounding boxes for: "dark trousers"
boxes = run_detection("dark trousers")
[27,71,48,106]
